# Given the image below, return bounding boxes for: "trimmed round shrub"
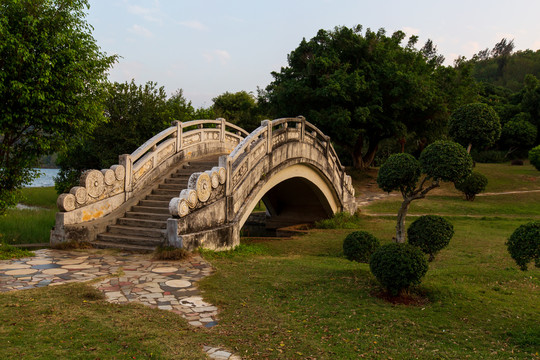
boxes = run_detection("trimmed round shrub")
[529,145,540,171]
[407,215,454,261]
[369,243,428,296]
[501,119,537,150]
[506,221,540,271]
[343,231,380,263]
[419,140,473,183]
[377,153,420,193]
[454,171,488,201]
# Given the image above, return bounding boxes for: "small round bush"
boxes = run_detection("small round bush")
[419,140,473,183]
[377,153,420,193]
[506,221,540,271]
[407,215,454,261]
[529,145,540,171]
[343,231,380,263]
[454,171,488,201]
[369,243,428,296]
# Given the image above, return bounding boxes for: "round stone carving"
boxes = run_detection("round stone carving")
[57,193,76,212]
[102,169,115,186]
[206,170,219,189]
[70,186,87,205]
[217,167,226,184]
[111,164,125,180]
[169,197,189,217]
[82,170,105,198]
[180,189,198,208]
[196,172,211,202]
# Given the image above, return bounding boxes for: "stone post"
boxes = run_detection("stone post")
[119,154,132,194]
[298,115,305,142]
[173,120,182,153]
[219,118,226,143]
[263,119,273,154]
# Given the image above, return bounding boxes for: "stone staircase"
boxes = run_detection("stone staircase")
[92,157,220,252]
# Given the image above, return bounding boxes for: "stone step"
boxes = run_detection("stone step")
[158,183,184,191]
[131,205,170,214]
[152,188,180,197]
[124,211,171,221]
[145,194,175,202]
[92,240,156,253]
[107,225,165,239]
[117,217,167,229]
[164,177,189,185]
[170,173,192,179]
[96,232,164,247]
[139,199,170,208]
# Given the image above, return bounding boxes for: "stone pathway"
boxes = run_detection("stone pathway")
[0,248,240,359]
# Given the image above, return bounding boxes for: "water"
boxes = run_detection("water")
[26,168,60,187]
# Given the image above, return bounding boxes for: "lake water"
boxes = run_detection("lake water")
[26,168,60,187]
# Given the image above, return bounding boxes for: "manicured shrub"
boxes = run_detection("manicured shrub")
[343,231,380,263]
[506,221,540,271]
[419,141,473,183]
[369,243,428,296]
[454,171,488,201]
[511,159,524,166]
[471,149,506,164]
[529,145,540,171]
[449,103,501,152]
[407,215,454,261]
[377,153,420,193]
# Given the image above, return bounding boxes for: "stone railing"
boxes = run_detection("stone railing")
[56,118,248,217]
[168,116,354,220]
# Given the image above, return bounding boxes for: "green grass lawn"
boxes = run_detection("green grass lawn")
[0,187,57,245]
[0,165,539,359]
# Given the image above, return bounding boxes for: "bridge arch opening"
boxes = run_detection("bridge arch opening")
[238,164,340,236]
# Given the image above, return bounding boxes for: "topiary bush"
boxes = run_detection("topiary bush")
[454,171,488,201]
[377,153,420,194]
[449,103,501,152]
[369,243,428,296]
[506,221,540,271]
[343,231,380,263]
[529,145,540,171]
[407,215,454,261]
[419,140,473,183]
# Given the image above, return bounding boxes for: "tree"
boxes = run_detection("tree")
[262,25,452,169]
[454,171,488,201]
[56,81,191,193]
[212,91,264,132]
[449,103,501,153]
[407,215,454,261]
[500,116,537,156]
[506,221,540,271]
[377,141,472,243]
[0,0,117,213]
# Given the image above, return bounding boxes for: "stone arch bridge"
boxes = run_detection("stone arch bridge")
[51,117,356,251]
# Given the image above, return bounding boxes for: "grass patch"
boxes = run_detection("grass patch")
[315,211,363,229]
[198,243,269,259]
[0,208,56,244]
[19,187,58,209]
[0,242,35,260]
[51,241,94,250]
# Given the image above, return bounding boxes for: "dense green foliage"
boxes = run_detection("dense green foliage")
[0,0,117,213]
[342,231,380,263]
[407,215,454,261]
[529,145,540,171]
[262,25,469,169]
[506,221,540,271]
[455,171,489,201]
[501,118,537,151]
[369,243,428,296]
[449,103,501,152]
[376,153,420,194]
[212,91,265,132]
[419,141,473,182]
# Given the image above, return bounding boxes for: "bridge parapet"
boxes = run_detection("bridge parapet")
[51,118,248,244]
[168,117,356,250]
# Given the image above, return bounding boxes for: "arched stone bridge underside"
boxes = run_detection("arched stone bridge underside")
[168,117,356,250]
[51,116,355,251]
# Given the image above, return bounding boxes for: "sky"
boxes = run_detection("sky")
[87,0,540,108]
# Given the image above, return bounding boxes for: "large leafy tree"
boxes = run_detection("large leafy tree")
[0,0,117,213]
[212,91,265,132]
[262,25,452,169]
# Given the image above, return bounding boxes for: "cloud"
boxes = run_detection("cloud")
[178,20,208,31]
[128,24,154,39]
[203,50,231,65]
[126,3,163,24]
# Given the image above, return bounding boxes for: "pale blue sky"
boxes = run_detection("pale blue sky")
[87,0,540,108]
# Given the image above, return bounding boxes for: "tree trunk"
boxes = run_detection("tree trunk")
[395,198,412,243]
[467,143,472,153]
[352,134,379,170]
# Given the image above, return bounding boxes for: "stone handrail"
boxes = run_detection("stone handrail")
[57,118,249,213]
[168,116,355,219]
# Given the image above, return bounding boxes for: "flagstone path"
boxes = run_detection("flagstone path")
[0,248,240,360]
